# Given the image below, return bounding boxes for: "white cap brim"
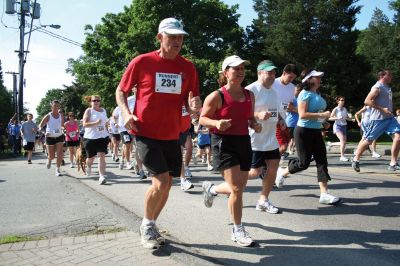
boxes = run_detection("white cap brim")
[301,70,324,83]
[161,29,188,35]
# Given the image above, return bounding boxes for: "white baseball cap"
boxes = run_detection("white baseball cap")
[221,55,250,72]
[158,18,188,35]
[301,70,324,83]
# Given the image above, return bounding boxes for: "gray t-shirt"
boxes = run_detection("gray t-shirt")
[369,82,393,121]
[21,121,38,142]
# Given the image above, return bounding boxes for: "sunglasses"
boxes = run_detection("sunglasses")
[91,100,101,102]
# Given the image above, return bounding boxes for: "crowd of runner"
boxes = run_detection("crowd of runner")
[6,17,400,249]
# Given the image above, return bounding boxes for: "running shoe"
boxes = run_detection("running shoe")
[326,141,332,151]
[275,167,285,189]
[319,192,341,205]
[339,156,350,162]
[138,169,147,180]
[180,178,194,191]
[153,225,166,245]
[98,175,107,185]
[28,160,32,164]
[202,181,215,208]
[140,224,160,249]
[388,163,400,171]
[351,159,360,172]
[55,168,61,177]
[70,163,74,168]
[112,153,115,161]
[184,167,192,178]
[126,162,134,170]
[115,157,119,162]
[231,226,254,247]
[119,161,124,170]
[255,199,280,214]
[46,159,51,169]
[372,152,381,158]
[207,164,213,171]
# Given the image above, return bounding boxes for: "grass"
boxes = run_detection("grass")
[78,227,126,236]
[0,235,46,244]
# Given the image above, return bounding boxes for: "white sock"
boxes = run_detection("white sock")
[180,177,186,182]
[233,224,243,232]
[141,217,155,226]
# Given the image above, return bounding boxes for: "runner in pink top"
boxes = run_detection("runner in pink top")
[64,112,80,168]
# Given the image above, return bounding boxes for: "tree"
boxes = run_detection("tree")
[246,0,368,108]
[357,8,400,106]
[68,0,245,111]
[36,89,64,122]
[0,60,13,125]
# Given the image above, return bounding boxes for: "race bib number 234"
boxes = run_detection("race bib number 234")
[155,72,182,94]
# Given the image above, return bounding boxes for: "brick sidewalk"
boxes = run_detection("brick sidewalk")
[0,231,181,265]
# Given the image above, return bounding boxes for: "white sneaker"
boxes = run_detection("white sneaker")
[180,178,194,191]
[86,165,92,176]
[119,161,124,170]
[202,181,215,208]
[70,163,74,168]
[98,175,106,185]
[231,226,254,247]
[255,199,280,214]
[207,164,213,171]
[46,159,51,169]
[112,154,115,161]
[339,156,350,162]
[55,168,61,177]
[372,152,381,158]
[275,167,285,189]
[126,162,134,170]
[184,167,192,178]
[319,192,341,205]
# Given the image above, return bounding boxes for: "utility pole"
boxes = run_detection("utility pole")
[17,0,28,121]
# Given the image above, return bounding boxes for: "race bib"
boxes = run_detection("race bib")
[155,73,182,94]
[69,132,76,138]
[53,129,60,134]
[97,126,105,131]
[268,108,278,122]
[123,134,131,142]
[281,102,289,111]
[23,139,27,146]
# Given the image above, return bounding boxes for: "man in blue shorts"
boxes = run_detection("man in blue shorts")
[352,70,400,172]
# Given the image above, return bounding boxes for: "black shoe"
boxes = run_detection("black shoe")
[352,160,360,172]
[115,157,119,162]
[28,160,32,164]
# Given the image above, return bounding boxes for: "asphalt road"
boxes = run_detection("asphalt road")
[1,144,399,265]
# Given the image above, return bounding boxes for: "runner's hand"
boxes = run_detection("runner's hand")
[258,111,272,120]
[188,91,202,112]
[217,119,232,131]
[123,113,138,132]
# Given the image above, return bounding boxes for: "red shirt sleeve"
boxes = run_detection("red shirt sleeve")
[118,59,138,94]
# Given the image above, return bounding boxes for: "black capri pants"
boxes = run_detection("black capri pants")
[288,126,331,182]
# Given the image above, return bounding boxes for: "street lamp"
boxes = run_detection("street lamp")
[26,24,61,35]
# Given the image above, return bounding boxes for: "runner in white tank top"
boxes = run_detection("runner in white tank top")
[82,95,109,185]
[38,100,65,176]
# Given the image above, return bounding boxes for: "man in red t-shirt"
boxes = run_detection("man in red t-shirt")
[115,17,201,249]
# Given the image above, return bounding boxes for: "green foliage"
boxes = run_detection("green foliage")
[35,89,64,122]
[68,0,244,107]
[0,61,14,124]
[357,8,400,107]
[246,0,369,109]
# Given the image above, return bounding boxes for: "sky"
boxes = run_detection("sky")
[0,0,395,118]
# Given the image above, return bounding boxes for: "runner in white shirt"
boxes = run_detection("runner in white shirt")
[38,100,65,176]
[272,64,298,160]
[246,60,285,214]
[113,95,147,179]
[82,95,109,185]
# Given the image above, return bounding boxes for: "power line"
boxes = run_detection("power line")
[36,28,82,47]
